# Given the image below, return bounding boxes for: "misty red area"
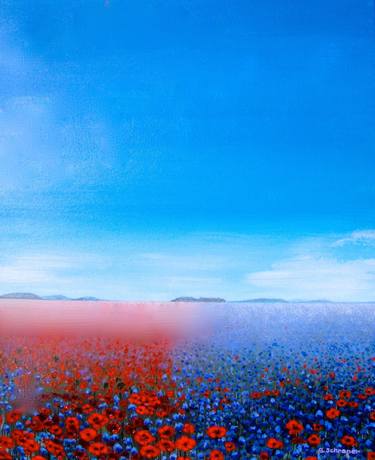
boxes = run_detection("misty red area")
[0,300,213,428]
[0,300,199,417]
[0,299,209,340]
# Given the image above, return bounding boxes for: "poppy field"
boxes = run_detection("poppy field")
[0,301,374,459]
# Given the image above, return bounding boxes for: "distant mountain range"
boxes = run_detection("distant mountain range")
[172,297,337,303]
[171,296,226,302]
[0,292,100,301]
[0,292,42,300]
[1,293,369,303]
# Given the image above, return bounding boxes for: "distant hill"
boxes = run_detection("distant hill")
[0,292,42,299]
[42,295,70,301]
[0,293,340,303]
[74,296,100,301]
[0,293,100,301]
[171,296,226,302]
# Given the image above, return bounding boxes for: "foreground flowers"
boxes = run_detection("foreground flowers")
[0,302,374,459]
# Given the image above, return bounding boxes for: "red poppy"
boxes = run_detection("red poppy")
[44,440,64,457]
[348,401,359,409]
[158,439,175,452]
[5,410,21,424]
[370,411,375,421]
[65,416,80,432]
[107,421,122,434]
[155,407,169,418]
[82,404,95,414]
[367,453,375,460]
[259,453,269,460]
[312,423,323,431]
[206,426,227,439]
[225,441,236,452]
[88,442,109,456]
[139,444,161,459]
[0,437,14,450]
[336,399,347,408]
[24,439,40,453]
[341,435,357,447]
[49,424,63,436]
[79,428,97,442]
[11,429,34,444]
[307,434,321,447]
[175,436,196,452]
[209,450,225,460]
[158,425,175,438]
[339,390,351,400]
[87,412,108,429]
[136,405,151,416]
[134,430,155,446]
[182,423,195,434]
[28,416,44,432]
[326,408,340,419]
[285,419,304,436]
[266,438,284,449]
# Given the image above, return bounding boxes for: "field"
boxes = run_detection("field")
[0,301,374,459]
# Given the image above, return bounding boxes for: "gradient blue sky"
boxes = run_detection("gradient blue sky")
[1,0,375,300]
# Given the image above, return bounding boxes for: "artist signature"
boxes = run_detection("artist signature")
[318,447,361,456]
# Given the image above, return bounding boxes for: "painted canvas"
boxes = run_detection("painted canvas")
[0,1,374,460]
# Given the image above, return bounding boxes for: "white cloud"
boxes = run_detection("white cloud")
[0,252,108,296]
[246,255,375,301]
[1,231,375,302]
[0,254,70,288]
[333,230,375,247]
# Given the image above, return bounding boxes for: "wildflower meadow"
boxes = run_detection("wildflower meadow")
[0,301,374,460]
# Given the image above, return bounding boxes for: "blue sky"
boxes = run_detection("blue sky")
[0,0,375,300]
